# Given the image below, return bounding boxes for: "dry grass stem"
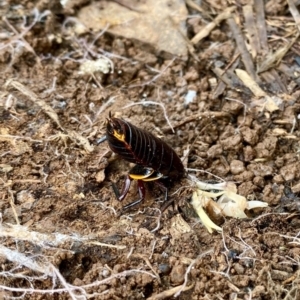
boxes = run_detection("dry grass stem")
[258,32,300,73]
[212,52,241,98]
[86,241,126,249]
[243,5,260,59]
[227,17,258,82]
[191,7,235,44]
[212,62,242,92]
[185,0,207,15]
[5,79,63,129]
[7,188,20,225]
[287,0,300,32]
[212,67,235,87]
[148,283,194,300]
[254,0,269,53]
[235,69,280,112]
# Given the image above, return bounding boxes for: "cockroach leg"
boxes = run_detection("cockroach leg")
[155,181,175,212]
[155,180,168,201]
[112,175,132,201]
[123,180,146,210]
[113,175,147,209]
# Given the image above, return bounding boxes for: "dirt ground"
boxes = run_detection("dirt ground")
[0,0,300,299]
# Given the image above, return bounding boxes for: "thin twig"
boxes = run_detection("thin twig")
[227,17,259,82]
[287,0,300,32]
[191,7,235,44]
[255,0,268,53]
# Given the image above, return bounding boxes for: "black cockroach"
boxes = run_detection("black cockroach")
[99,113,185,209]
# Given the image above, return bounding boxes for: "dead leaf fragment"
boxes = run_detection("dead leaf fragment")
[78,0,188,57]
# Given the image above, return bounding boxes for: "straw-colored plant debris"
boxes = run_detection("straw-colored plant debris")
[235,69,281,113]
[189,176,268,233]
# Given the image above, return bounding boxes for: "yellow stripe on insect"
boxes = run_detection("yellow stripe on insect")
[142,173,164,181]
[129,169,154,180]
[129,173,164,181]
[129,174,151,180]
[113,130,125,142]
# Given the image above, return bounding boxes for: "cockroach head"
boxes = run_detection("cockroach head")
[106,116,125,142]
